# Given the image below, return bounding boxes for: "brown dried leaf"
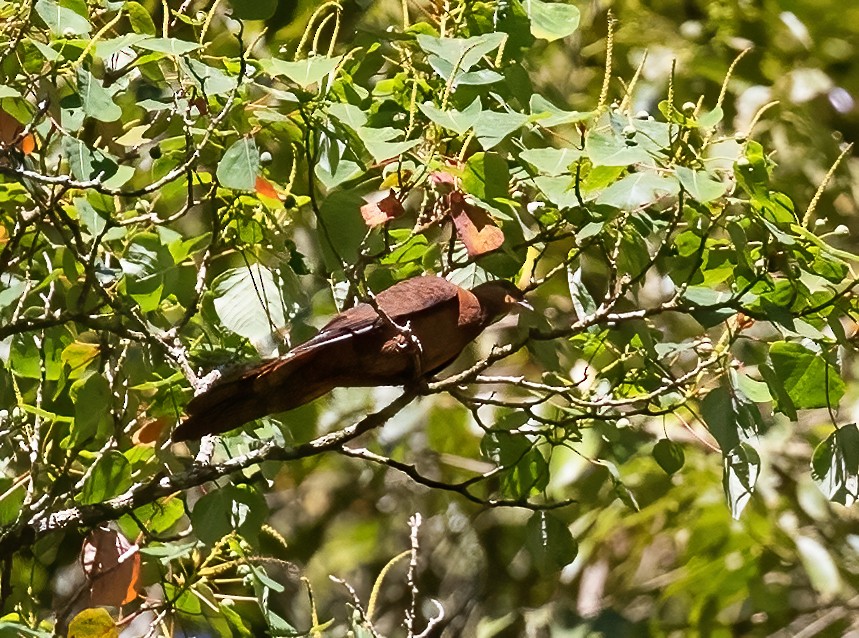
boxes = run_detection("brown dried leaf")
[133,415,169,445]
[360,189,405,227]
[81,527,141,607]
[448,190,505,256]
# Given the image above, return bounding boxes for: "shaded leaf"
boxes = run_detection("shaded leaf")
[525,513,578,573]
[81,527,140,606]
[653,439,685,475]
[190,484,269,546]
[462,151,509,201]
[217,138,260,191]
[227,0,276,20]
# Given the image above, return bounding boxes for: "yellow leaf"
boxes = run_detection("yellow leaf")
[68,608,118,638]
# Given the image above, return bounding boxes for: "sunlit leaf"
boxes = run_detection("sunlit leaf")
[723,442,760,519]
[34,0,91,36]
[769,341,845,411]
[449,191,505,257]
[263,55,343,88]
[525,0,581,42]
[212,264,287,353]
[67,608,118,638]
[811,423,859,505]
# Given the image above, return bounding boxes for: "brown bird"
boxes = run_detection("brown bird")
[171,276,529,441]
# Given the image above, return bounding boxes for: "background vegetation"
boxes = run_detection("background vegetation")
[0,0,857,636]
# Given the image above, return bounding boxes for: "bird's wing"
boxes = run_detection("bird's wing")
[186,278,460,415]
[296,277,460,350]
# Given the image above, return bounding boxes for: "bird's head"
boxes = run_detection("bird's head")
[470,279,533,322]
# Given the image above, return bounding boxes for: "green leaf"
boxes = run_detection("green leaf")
[0,478,25,526]
[811,423,858,505]
[190,484,269,546]
[125,1,156,34]
[585,130,652,166]
[533,174,579,209]
[418,98,482,135]
[474,110,530,149]
[181,58,234,95]
[676,166,727,203]
[76,68,121,122]
[525,0,581,42]
[120,233,173,312]
[212,264,287,350]
[520,147,582,176]
[34,0,91,36]
[0,86,22,99]
[227,0,276,20]
[136,37,201,55]
[79,451,132,504]
[262,55,343,88]
[596,172,678,209]
[328,102,369,129]
[70,372,111,448]
[416,32,505,84]
[525,513,578,573]
[354,127,419,162]
[653,439,685,475]
[723,442,760,519]
[217,138,260,191]
[124,498,187,537]
[701,386,739,452]
[769,341,845,411]
[62,137,119,183]
[481,431,549,498]
[529,94,592,127]
[463,152,509,201]
[0,274,27,311]
[567,262,596,321]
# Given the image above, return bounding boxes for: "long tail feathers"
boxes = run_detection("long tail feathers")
[171,349,332,441]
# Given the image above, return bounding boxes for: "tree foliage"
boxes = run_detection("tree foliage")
[0,0,857,635]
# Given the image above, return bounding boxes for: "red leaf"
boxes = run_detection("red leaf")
[448,191,505,256]
[360,189,405,227]
[255,176,280,200]
[0,109,34,154]
[81,527,141,607]
[133,415,169,445]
